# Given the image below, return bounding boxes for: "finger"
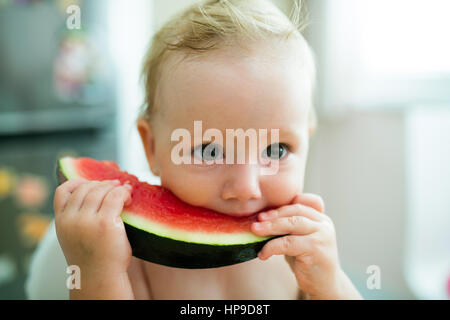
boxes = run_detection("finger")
[258,235,312,260]
[54,178,88,214]
[258,203,324,223]
[79,180,122,214]
[124,186,133,206]
[64,180,110,214]
[98,185,132,222]
[292,193,325,213]
[252,215,319,236]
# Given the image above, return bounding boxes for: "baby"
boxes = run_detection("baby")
[53,0,362,299]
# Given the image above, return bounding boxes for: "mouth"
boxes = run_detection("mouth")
[225,211,259,218]
[217,205,274,218]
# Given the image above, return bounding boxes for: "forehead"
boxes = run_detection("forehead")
[156,39,313,133]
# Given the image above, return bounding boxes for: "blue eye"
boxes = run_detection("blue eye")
[263,143,289,160]
[192,143,223,162]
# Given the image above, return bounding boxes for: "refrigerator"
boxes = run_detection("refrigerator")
[0,0,117,299]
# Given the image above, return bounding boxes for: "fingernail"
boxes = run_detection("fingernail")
[124,183,132,190]
[260,211,275,220]
[260,212,273,220]
[253,222,261,230]
[254,222,268,230]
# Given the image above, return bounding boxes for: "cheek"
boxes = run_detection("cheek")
[159,160,220,207]
[261,161,305,206]
[152,134,217,206]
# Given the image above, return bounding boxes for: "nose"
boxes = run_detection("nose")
[221,164,262,202]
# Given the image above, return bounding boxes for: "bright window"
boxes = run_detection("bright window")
[316,0,450,110]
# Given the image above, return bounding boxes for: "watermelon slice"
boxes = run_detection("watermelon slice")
[56,157,276,269]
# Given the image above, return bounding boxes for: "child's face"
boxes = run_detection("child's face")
[138,39,313,217]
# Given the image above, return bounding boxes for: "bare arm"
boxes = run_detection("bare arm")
[54,178,135,300]
[70,269,135,300]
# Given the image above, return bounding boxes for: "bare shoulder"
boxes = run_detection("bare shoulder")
[129,254,299,300]
[263,255,304,299]
[266,255,299,288]
[224,255,300,299]
[127,257,153,300]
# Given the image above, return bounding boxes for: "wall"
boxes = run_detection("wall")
[305,109,416,299]
[404,107,450,299]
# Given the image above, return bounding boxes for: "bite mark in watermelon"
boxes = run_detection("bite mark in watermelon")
[56,157,276,269]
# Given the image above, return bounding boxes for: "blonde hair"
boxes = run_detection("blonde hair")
[139,0,317,133]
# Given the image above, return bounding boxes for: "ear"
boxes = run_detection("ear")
[137,117,160,176]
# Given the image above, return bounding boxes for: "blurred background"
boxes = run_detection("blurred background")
[0,0,449,299]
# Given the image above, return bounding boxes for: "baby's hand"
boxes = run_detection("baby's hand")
[251,193,362,299]
[54,178,133,276]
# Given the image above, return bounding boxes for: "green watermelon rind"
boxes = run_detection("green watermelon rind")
[124,222,273,269]
[121,211,269,246]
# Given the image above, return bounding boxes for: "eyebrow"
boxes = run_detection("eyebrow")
[277,128,302,144]
[172,127,303,148]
